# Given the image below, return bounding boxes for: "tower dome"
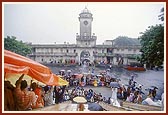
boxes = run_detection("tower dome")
[82,6,90,13]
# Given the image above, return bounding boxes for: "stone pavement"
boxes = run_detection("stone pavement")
[33,100,161,111]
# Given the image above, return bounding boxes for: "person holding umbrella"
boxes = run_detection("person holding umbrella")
[73,96,87,111]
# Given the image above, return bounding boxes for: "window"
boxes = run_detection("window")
[128,48,132,51]
[102,49,104,53]
[67,49,69,53]
[74,49,76,53]
[60,49,63,52]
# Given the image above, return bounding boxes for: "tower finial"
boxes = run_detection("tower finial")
[85,3,88,9]
[81,4,90,13]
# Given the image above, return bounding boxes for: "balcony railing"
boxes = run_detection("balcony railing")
[29,52,77,56]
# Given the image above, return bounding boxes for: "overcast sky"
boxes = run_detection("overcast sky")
[3,2,164,45]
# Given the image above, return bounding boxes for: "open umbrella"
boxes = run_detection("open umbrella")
[151,86,158,89]
[4,50,68,86]
[73,96,87,103]
[110,82,120,88]
[106,69,110,71]
[88,103,104,111]
[96,74,102,77]
[74,74,83,79]
[5,73,45,86]
[67,70,72,73]
[73,96,87,111]
[60,69,65,72]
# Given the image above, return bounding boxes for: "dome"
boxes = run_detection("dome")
[82,7,90,13]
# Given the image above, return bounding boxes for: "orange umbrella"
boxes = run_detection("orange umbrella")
[4,50,68,86]
[4,50,51,74]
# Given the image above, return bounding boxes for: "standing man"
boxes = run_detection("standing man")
[54,85,66,104]
[152,87,158,101]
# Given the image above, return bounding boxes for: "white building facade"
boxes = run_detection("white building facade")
[28,7,141,66]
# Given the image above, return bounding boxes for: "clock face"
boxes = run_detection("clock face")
[84,21,88,25]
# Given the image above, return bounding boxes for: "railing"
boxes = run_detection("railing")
[29,52,77,56]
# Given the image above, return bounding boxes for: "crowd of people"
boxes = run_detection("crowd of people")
[4,74,67,111]
[4,67,164,111]
[61,68,119,88]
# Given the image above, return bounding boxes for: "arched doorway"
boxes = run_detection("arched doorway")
[80,50,90,64]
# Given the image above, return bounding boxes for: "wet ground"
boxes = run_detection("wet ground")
[47,65,164,100]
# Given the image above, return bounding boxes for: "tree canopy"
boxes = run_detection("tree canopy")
[4,36,32,56]
[158,7,164,22]
[138,24,164,68]
[138,7,164,68]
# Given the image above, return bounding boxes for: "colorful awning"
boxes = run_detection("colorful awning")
[4,50,68,86]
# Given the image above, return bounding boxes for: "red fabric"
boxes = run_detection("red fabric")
[74,74,83,79]
[4,50,51,74]
[33,87,44,108]
[4,63,29,75]
[4,50,68,86]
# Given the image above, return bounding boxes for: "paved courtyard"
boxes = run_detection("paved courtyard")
[48,65,164,100]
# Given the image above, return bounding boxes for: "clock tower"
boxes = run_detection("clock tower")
[76,7,97,47]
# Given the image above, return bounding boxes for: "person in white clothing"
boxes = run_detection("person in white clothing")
[161,93,164,111]
[111,87,120,107]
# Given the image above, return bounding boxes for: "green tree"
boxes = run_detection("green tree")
[4,36,32,56]
[158,7,164,22]
[138,24,164,68]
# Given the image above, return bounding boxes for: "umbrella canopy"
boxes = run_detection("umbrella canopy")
[74,74,83,79]
[99,70,106,75]
[151,86,158,89]
[96,74,102,77]
[60,69,65,72]
[106,69,110,71]
[73,96,87,103]
[110,82,120,88]
[5,73,45,86]
[67,70,72,73]
[88,103,104,111]
[4,50,68,86]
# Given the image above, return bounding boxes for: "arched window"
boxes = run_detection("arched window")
[102,49,104,53]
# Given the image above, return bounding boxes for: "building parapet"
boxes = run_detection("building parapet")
[30,44,78,48]
[28,52,77,57]
[76,35,97,41]
[30,44,141,49]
